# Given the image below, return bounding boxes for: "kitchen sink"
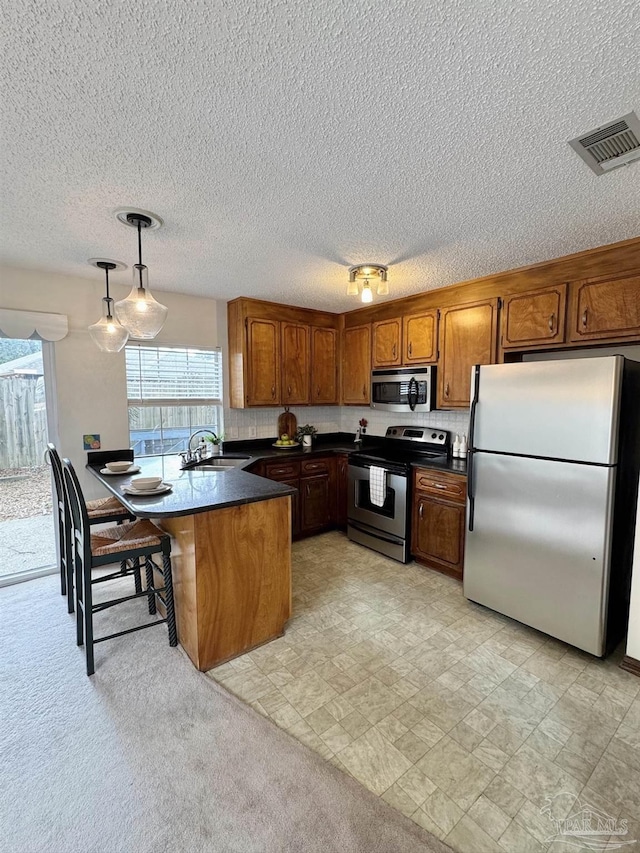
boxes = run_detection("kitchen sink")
[186,455,250,471]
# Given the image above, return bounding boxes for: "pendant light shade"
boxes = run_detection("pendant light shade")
[88,261,130,352]
[114,212,168,339]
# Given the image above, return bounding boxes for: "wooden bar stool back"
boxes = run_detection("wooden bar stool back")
[47,444,137,613]
[63,458,177,676]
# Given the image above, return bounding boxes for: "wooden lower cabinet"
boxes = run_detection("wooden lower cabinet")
[262,455,336,539]
[300,475,332,532]
[411,468,466,580]
[335,453,349,529]
[280,477,300,537]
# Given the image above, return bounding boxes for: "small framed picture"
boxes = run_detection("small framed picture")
[83,434,101,450]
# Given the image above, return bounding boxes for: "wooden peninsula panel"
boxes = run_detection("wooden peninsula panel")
[161,495,292,671]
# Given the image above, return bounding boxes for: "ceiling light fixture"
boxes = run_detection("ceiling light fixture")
[114,210,168,339]
[88,259,129,352]
[348,264,389,303]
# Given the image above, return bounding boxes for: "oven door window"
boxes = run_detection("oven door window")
[355,479,395,518]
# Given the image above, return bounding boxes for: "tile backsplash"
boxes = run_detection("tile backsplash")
[223,405,470,441]
[223,406,341,440]
[340,407,470,439]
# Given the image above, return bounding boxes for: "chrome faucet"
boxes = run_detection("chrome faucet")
[181,429,219,466]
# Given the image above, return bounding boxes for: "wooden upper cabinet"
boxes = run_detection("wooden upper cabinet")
[372,318,402,368]
[246,318,281,406]
[438,298,498,408]
[403,310,438,364]
[569,273,640,343]
[281,322,310,406]
[342,324,371,404]
[311,326,338,405]
[501,284,567,349]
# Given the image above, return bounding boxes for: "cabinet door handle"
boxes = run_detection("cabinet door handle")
[582,308,588,329]
[433,483,447,490]
[444,382,450,398]
[306,484,310,497]
[316,386,320,397]
[419,503,423,518]
[362,384,366,398]
[408,341,412,356]
[272,385,276,398]
[392,344,397,359]
[548,313,555,332]
[287,385,291,396]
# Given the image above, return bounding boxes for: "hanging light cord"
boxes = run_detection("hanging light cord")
[137,218,145,289]
[103,265,114,319]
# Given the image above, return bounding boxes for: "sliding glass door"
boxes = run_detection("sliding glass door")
[0,338,56,585]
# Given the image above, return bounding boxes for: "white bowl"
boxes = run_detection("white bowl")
[105,460,133,473]
[130,476,163,491]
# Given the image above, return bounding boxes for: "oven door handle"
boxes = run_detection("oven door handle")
[407,376,418,411]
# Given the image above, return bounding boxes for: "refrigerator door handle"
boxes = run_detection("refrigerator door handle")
[469,364,480,450]
[467,449,475,531]
[467,365,480,532]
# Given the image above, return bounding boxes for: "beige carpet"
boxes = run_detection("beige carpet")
[0,574,452,853]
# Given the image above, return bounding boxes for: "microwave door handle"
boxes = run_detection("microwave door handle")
[408,376,418,411]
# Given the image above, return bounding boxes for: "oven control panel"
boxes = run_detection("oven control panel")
[384,426,449,447]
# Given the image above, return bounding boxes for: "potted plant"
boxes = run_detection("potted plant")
[296,424,317,448]
[204,432,225,455]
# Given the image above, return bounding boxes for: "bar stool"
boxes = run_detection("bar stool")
[47,444,138,614]
[63,458,177,676]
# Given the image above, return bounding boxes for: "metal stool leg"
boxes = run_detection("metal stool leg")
[75,551,84,647]
[145,558,157,615]
[133,558,142,594]
[162,549,178,647]
[84,558,95,676]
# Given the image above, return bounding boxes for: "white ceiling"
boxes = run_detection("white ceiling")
[1,0,639,311]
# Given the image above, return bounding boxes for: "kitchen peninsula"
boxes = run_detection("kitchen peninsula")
[89,455,296,671]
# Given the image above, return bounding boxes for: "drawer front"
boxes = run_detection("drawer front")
[414,469,467,503]
[265,459,301,480]
[300,457,332,476]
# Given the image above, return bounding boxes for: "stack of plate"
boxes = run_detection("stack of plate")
[122,476,172,496]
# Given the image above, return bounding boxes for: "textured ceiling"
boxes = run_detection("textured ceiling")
[1,0,639,311]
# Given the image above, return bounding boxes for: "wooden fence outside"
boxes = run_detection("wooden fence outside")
[0,376,48,469]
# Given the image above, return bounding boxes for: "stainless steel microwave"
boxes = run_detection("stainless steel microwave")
[370,366,436,412]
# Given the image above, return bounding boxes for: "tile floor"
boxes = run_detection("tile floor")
[208,532,640,853]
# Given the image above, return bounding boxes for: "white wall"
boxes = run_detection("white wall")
[0,265,219,496]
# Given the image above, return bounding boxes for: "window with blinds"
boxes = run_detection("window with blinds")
[125,345,224,456]
[125,345,223,405]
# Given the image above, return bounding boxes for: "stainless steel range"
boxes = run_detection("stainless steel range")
[347,425,450,563]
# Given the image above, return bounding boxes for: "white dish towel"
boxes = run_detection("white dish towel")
[369,466,387,507]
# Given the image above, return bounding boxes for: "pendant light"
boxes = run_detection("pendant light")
[88,260,130,352]
[114,211,168,339]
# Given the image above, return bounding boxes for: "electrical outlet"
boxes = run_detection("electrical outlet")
[248,426,257,437]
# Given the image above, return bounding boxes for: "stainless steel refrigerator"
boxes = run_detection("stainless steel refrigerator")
[464,355,640,656]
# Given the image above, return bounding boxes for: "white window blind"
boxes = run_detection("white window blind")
[125,345,223,406]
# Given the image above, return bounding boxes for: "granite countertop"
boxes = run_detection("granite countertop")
[87,433,467,518]
[223,434,467,474]
[410,456,468,476]
[87,455,297,520]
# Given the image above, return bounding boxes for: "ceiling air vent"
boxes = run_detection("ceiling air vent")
[569,111,640,175]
